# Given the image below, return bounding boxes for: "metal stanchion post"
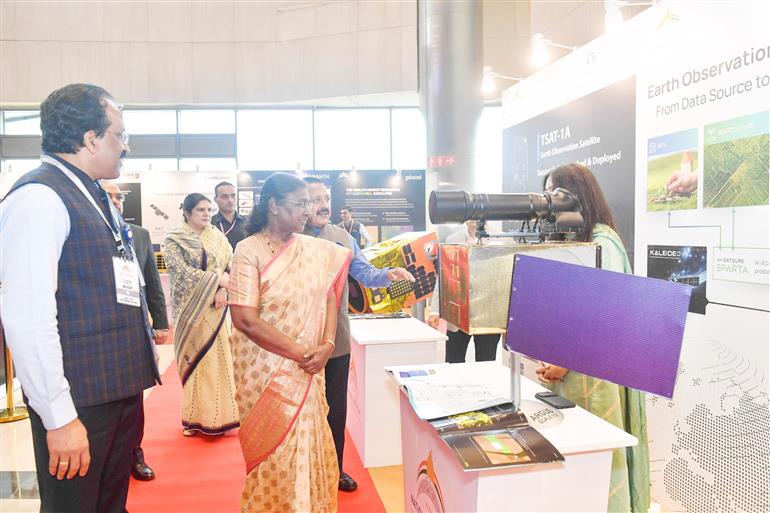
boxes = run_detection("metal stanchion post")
[510,350,522,412]
[0,330,28,423]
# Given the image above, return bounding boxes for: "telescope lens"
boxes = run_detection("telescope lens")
[429,188,582,225]
[429,190,471,224]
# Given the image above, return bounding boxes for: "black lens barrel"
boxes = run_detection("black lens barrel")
[428,189,580,224]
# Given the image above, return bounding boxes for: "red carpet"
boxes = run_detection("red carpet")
[128,363,386,513]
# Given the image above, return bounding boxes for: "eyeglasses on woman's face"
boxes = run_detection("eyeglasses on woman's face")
[282,198,313,212]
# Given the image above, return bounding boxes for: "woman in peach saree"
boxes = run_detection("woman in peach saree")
[228,173,351,513]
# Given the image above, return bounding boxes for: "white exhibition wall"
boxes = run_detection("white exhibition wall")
[502,2,769,511]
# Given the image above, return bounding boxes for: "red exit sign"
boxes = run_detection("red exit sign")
[428,155,456,168]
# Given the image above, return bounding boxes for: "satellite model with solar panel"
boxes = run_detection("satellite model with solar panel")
[347,231,439,314]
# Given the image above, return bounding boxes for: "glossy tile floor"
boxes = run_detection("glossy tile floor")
[0,345,177,513]
[0,345,410,513]
[1,343,665,513]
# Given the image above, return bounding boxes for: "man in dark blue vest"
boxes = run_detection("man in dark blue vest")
[0,84,160,512]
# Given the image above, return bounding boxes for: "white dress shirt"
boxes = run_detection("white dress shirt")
[429,224,475,332]
[0,183,77,430]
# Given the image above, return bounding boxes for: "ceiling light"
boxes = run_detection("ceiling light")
[481,65,522,95]
[531,33,576,68]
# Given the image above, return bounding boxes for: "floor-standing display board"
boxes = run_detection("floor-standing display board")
[346,317,445,467]
[399,362,636,513]
[237,170,426,243]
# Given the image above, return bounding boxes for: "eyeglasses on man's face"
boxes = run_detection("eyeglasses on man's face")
[311,195,331,205]
[283,199,313,211]
[105,130,130,145]
[108,193,125,202]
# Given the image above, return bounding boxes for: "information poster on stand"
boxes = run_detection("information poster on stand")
[502,77,637,263]
[238,170,426,243]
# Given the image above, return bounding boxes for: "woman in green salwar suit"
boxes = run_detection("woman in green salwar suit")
[537,163,650,513]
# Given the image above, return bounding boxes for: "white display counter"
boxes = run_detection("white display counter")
[347,317,446,468]
[399,361,637,513]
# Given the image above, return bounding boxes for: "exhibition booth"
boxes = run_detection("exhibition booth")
[0,1,767,513]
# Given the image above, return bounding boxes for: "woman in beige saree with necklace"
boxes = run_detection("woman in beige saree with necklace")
[229,173,351,513]
[164,193,240,436]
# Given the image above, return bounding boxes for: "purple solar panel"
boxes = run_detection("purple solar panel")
[506,254,691,398]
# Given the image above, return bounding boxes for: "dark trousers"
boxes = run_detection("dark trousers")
[445,330,500,363]
[134,403,146,463]
[28,394,143,513]
[324,353,350,472]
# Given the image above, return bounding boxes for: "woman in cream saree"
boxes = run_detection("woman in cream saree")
[229,173,351,513]
[164,193,240,436]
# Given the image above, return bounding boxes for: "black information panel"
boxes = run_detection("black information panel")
[502,77,636,265]
[115,182,143,226]
[237,170,426,243]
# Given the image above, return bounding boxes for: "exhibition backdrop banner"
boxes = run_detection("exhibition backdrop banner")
[501,2,769,510]
[502,76,636,265]
[238,170,426,243]
[631,3,770,510]
[141,171,237,247]
[506,255,691,398]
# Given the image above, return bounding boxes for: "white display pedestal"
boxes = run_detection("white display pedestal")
[399,361,637,513]
[347,317,447,468]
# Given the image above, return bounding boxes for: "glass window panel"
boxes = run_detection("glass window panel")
[123,110,177,135]
[314,109,390,170]
[391,108,426,170]
[4,111,41,135]
[122,158,179,173]
[1,159,38,197]
[474,106,503,193]
[179,110,235,134]
[179,158,237,172]
[237,110,313,171]
[1,159,38,174]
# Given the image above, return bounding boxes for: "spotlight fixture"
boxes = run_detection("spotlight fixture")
[604,0,655,33]
[481,66,522,95]
[531,33,576,67]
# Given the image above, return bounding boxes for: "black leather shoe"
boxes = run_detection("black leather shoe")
[338,471,357,492]
[132,452,156,481]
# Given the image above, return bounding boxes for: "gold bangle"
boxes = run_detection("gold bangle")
[323,339,335,348]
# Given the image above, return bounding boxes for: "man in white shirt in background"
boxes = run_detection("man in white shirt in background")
[427,220,501,363]
[337,206,373,249]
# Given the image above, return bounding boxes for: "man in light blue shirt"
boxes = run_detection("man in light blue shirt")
[301,177,413,492]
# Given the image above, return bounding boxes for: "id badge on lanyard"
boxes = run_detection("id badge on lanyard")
[41,155,144,307]
[113,257,141,306]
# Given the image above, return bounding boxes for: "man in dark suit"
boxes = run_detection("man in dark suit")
[103,180,168,481]
[0,84,159,512]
